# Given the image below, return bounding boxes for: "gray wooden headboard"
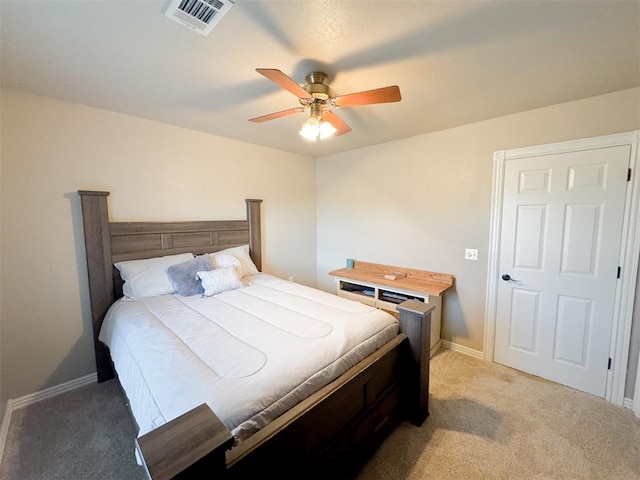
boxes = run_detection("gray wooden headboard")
[77,190,263,382]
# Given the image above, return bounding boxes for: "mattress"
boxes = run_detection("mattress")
[99,273,399,441]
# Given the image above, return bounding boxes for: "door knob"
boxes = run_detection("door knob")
[501,274,512,281]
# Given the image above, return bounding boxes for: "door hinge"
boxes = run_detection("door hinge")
[628,168,632,181]
[617,266,621,279]
[608,358,612,370]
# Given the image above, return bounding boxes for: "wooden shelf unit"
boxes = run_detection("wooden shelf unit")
[330,261,454,357]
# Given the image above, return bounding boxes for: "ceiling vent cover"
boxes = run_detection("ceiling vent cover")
[165,0,235,36]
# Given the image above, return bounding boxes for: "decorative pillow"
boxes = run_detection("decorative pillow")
[198,268,242,297]
[209,252,241,271]
[210,245,259,279]
[167,255,214,296]
[115,253,194,299]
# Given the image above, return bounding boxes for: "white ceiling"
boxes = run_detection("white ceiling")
[1,0,639,157]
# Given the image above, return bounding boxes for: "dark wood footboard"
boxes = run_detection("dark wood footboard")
[227,334,408,478]
[135,303,434,479]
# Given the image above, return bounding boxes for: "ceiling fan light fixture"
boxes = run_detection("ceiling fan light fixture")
[299,116,336,141]
[319,120,337,139]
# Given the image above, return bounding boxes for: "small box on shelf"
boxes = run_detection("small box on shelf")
[384,272,406,281]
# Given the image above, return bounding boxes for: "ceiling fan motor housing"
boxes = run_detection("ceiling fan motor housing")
[300,72,333,104]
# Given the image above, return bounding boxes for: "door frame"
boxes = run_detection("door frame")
[484,131,640,405]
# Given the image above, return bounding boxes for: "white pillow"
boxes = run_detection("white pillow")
[115,253,194,299]
[210,245,259,278]
[198,268,242,296]
[210,252,241,271]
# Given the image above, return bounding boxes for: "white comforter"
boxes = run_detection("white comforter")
[99,273,398,440]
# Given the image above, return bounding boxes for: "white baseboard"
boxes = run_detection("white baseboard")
[0,373,97,464]
[0,401,14,466]
[430,339,442,358]
[8,373,97,411]
[440,339,484,360]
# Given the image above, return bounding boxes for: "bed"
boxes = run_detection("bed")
[78,191,433,479]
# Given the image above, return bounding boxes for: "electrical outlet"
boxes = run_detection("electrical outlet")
[288,276,294,282]
[465,248,478,261]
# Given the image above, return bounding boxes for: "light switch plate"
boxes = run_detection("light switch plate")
[465,248,478,261]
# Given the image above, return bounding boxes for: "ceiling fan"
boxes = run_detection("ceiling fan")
[249,69,401,141]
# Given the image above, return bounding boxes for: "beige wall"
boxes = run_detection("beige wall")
[0,89,317,400]
[2,86,639,404]
[316,89,640,368]
[0,99,3,416]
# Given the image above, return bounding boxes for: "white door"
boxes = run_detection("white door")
[494,145,631,397]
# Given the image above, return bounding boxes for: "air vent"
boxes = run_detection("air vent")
[165,0,235,36]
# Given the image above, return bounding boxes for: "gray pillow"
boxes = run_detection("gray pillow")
[167,255,214,296]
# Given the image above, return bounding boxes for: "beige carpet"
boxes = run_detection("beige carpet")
[0,380,145,480]
[1,349,639,479]
[357,349,640,480]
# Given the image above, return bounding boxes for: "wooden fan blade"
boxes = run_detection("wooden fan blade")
[334,85,401,107]
[256,68,312,99]
[249,107,305,123]
[323,111,352,136]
